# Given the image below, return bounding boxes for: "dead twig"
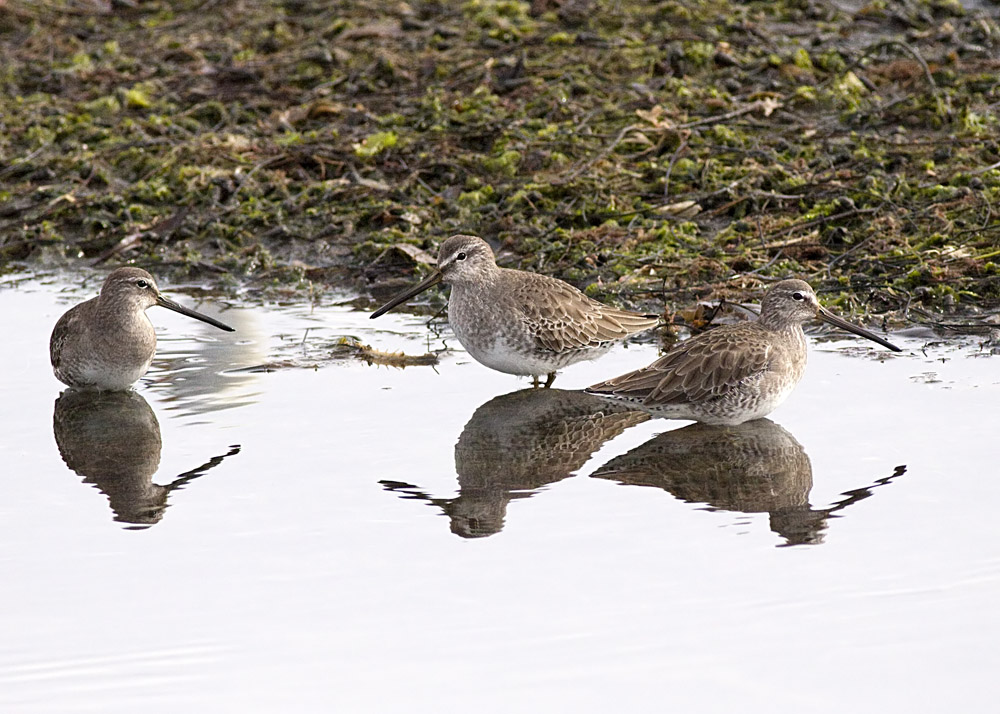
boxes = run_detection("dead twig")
[556,123,638,184]
[855,40,938,94]
[676,98,781,130]
[768,206,879,240]
[663,134,689,199]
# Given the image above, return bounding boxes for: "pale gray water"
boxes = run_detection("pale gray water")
[1,270,998,712]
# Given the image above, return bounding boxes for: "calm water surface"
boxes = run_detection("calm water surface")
[1,270,998,712]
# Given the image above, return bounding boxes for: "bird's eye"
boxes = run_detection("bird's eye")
[456,252,467,261]
[792,291,805,301]
[136,279,149,289]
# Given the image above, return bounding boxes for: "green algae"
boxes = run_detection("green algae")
[353,131,400,158]
[0,0,998,320]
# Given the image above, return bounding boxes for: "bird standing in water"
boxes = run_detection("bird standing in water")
[586,279,900,424]
[50,267,235,391]
[371,234,659,386]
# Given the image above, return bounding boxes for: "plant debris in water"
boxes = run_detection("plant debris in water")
[2,0,1000,329]
[232,333,439,371]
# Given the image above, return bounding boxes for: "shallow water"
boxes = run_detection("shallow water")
[1,270,998,712]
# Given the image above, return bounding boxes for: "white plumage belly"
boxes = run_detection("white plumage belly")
[74,356,152,391]
[461,337,553,376]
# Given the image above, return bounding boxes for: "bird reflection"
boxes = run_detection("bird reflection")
[381,388,649,538]
[591,419,906,546]
[53,389,240,529]
[145,303,263,418]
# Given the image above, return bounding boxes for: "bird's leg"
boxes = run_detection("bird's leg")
[531,375,540,388]
[544,372,556,388]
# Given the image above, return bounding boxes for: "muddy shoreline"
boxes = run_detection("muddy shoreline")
[2,0,1000,331]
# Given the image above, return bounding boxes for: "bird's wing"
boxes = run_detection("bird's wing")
[509,274,659,352]
[49,304,83,371]
[587,325,772,405]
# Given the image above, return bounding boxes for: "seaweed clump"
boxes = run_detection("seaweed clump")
[1,0,999,323]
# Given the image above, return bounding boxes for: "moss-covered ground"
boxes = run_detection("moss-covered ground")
[2,0,1000,326]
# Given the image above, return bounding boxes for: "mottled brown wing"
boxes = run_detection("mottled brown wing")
[509,273,659,352]
[49,304,83,371]
[587,324,772,405]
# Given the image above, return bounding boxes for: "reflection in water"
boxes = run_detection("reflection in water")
[382,388,649,538]
[53,390,240,529]
[591,419,907,546]
[146,304,263,417]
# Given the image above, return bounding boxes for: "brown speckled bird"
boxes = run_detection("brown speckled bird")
[50,267,234,391]
[591,418,908,546]
[591,419,824,545]
[586,279,900,425]
[371,234,659,386]
[53,389,241,528]
[381,387,649,538]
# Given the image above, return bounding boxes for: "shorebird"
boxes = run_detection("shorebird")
[54,389,241,528]
[370,234,660,386]
[50,267,235,391]
[591,419,907,546]
[380,388,648,538]
[591,419,822,544]
[586,279,901,424]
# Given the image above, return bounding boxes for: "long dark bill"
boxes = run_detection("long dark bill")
[157,295,235,332]
[818,307,900,352]
[370,271,443,319]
